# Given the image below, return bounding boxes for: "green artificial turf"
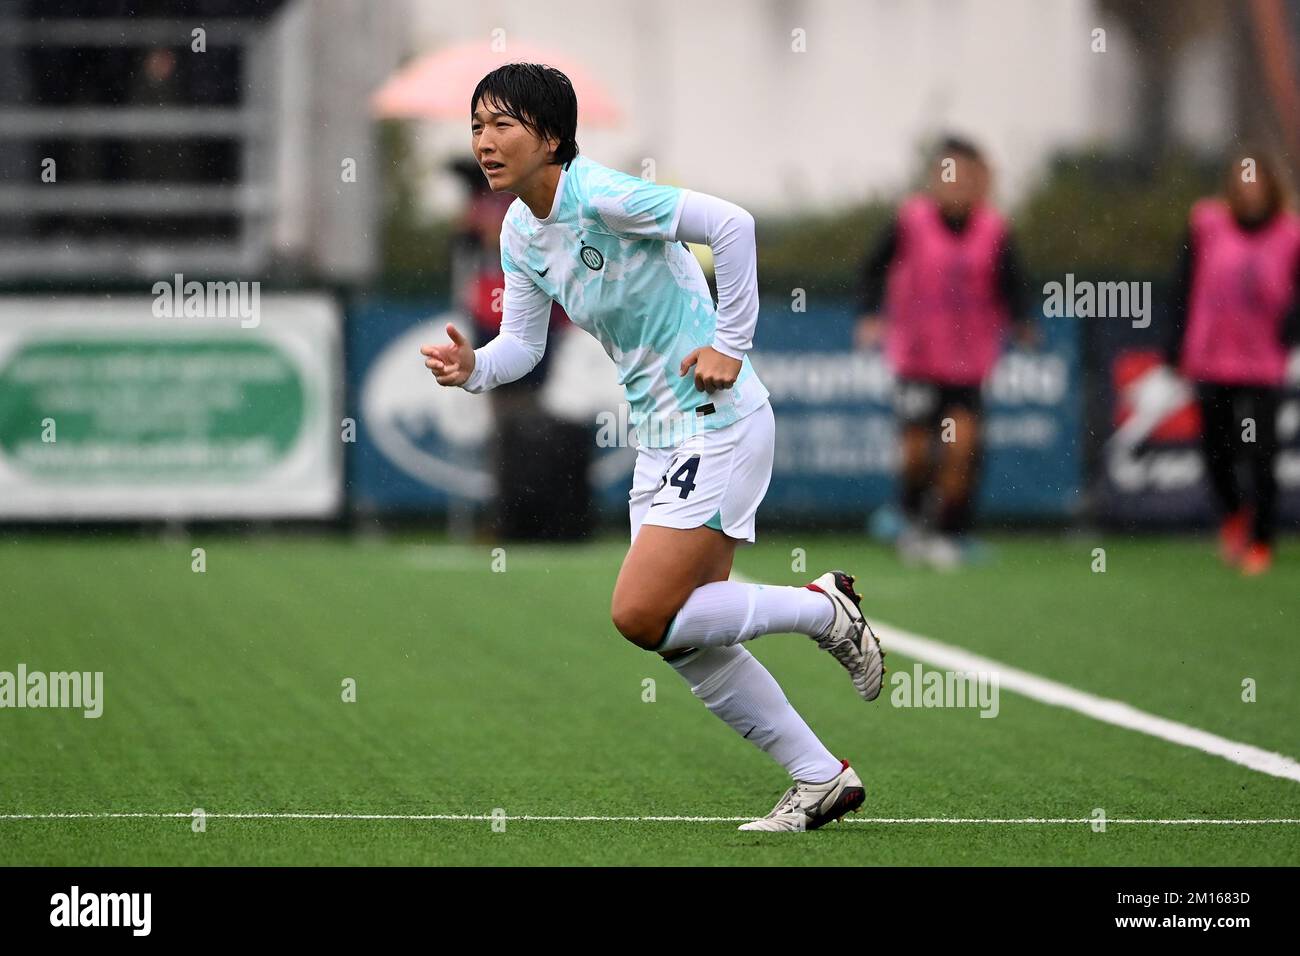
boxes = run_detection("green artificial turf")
[1,532,1296,865]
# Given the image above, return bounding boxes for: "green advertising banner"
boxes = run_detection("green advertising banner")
[0,295,341,518]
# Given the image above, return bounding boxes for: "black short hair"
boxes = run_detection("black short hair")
[1224,144,1293,216]
[470,63,579,166]
[933,134,985,166]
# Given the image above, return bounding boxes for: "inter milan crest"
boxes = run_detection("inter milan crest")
[580,244,604,271]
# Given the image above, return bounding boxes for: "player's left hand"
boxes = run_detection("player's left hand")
[680,346,742,393]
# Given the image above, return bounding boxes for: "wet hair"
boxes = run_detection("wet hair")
[470,63,579,166]
[1223,146,1293,217]
[933,134,986,167]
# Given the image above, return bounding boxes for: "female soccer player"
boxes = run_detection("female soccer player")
[421,64,884,831]
[856,137,1033,569]
[1165,149,1300,575]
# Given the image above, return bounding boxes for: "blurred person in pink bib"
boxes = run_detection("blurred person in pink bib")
[1164,149,1300,576]
[856,137,1034,569]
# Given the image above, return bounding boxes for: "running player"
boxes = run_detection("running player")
[1164,148,1300,575]
[421,63,885,831]
[856,137,1034,569]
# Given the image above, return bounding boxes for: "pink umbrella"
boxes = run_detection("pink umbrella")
[371,40,622,126]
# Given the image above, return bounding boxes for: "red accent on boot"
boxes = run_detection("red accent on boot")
[1219,509,1250,565]
[1240,543,1273,576]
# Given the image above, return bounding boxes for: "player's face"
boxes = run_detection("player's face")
[1225,165,1273,223]
[930,156,988,217]
[471,98,557,194]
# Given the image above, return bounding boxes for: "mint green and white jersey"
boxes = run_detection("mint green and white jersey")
[463,155,769,448]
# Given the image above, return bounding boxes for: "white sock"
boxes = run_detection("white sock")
[667,644,842,783]
[657,582,834,653]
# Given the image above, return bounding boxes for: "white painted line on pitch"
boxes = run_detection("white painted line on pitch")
[6,559,1292,829]
[1,812,1298,825]
[874,620,1300,784]
[730,571,1300,785]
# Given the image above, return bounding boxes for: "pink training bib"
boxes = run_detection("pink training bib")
[884,196,1010,385]
[1181,199,1300,386]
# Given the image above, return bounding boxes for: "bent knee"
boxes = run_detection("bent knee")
[610,601,671,650]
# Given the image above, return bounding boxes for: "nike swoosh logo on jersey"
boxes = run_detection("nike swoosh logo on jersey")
[533,267,549,277]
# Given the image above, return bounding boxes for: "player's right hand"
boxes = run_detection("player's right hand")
[854,314,884,350]
[421,323,476,387]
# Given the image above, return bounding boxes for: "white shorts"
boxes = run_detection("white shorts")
[628,400,775,544]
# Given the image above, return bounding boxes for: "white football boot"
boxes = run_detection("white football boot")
[805,570,886,702]
[924,534,964,572]
[738,760,866,832]
[896,526,929,567]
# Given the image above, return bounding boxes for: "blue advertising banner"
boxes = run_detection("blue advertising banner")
[348,299,489,512]
[346,297,1082,522]
[750,304,1082,519]
[347,298,632,516]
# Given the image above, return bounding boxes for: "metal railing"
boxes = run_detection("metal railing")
[0,17,276,281]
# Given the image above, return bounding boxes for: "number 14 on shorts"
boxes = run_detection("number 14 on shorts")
[659,454,700,499]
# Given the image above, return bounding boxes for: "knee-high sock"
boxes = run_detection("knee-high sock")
[667,644,841,783]
[657,581,833,653]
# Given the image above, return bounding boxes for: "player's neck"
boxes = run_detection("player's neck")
[517,163,564,220]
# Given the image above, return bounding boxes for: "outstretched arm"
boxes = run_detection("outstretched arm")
[421,247,552,391]
[999,234,1039,348]
[857,216,899,316]
[462,260,552,392]
[1282,247,1300,353]
[855,215,899,349]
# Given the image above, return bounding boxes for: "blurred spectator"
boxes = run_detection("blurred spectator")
[448,158,589,540]
[855,136,1034,568]
[1163,148,1300,575]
